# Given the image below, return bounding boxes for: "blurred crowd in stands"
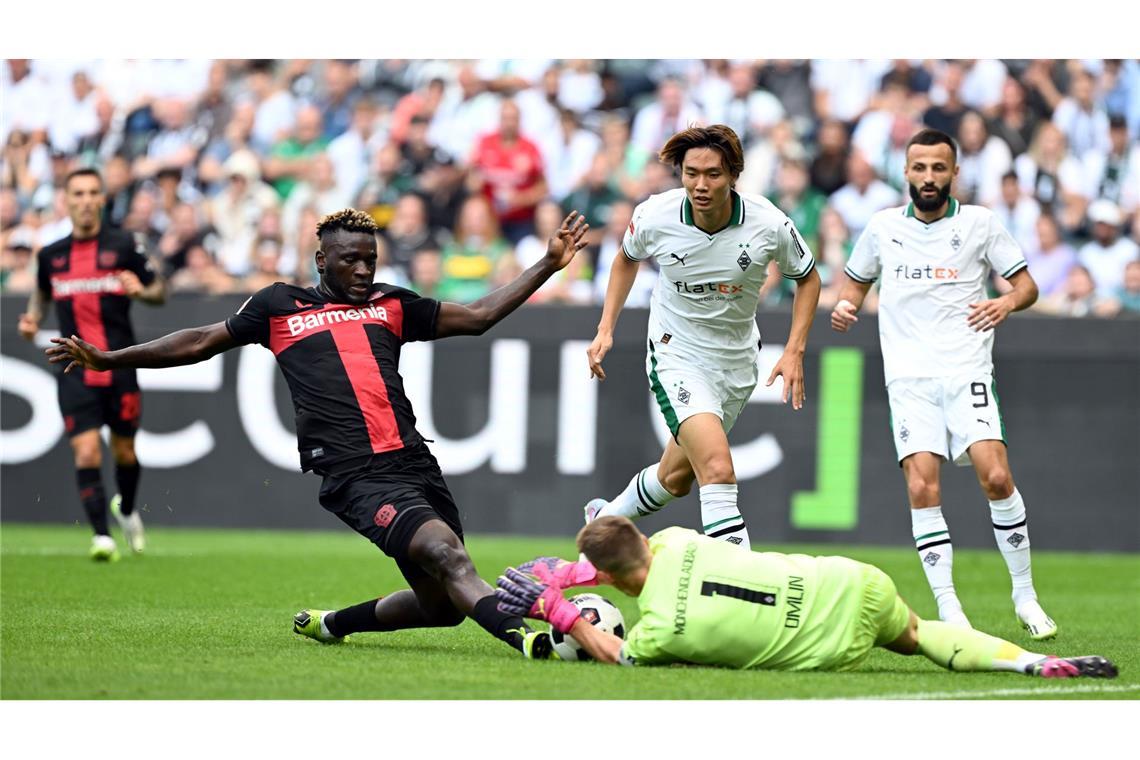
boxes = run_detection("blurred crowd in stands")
[2,58,1138,317]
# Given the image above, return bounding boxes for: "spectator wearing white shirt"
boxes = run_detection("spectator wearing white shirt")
[1,60,50,144]
[207,151,281,277]
[1052,68,1111,159]
[852,78,921,191]
[428,64,500,165]
[629,77,704,159]
[246,62,297,154]
[47,70,99,155]
[281,153,353,269]
[1082,115,1138,211]
[955,110,1012,206]
[702,62,785,149]
[1078,199,1140,298]
[557,60,605,115]
[811,59,891,126]
[958,59,1009,116]
[538,108,601,203]
[326,98,383,204]
[991,171,1041,252]
[133,98,207,183]
[828,151,901,240]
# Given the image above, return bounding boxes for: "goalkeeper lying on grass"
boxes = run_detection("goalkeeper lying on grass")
[497,516,1117,678]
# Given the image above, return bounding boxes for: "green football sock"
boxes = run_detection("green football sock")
[916,618,1043,674]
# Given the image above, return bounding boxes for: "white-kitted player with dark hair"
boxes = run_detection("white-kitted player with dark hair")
[584,124,821,550]
[831,127,1056,640]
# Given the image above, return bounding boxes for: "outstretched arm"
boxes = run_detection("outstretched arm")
[46,322,238,373]
[434,212,588,338]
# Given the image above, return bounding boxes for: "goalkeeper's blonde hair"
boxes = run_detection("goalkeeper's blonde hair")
[315,208,379,240]
[577,516,652,577]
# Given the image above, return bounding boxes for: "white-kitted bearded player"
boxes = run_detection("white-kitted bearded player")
[831,128,1055,640]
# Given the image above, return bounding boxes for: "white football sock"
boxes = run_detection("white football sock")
[912,506,964,620]
[598,463,675,521]
[701,483,750,549]
[990,488,1037,608]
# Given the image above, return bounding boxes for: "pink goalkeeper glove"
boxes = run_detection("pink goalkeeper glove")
[496,567,583,633]
[516,556,598,589]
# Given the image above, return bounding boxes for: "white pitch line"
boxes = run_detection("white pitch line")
[846,683,1139,700]
[0,547,201,557]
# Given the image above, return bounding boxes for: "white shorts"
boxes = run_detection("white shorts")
[646,341,758,440]
[887,374,1006,466]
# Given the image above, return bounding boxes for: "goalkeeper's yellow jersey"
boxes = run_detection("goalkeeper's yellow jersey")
[620,527,874,671]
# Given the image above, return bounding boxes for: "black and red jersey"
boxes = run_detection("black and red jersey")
[37,228,156,387]
[225,282,440,473]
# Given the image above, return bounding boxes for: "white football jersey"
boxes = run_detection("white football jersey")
[845,199,1027,384]
[623,188,816,367]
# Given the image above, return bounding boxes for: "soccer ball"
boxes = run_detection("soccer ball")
[550,593,626,661]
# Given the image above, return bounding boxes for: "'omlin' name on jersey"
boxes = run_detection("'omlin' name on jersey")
[623,188,816,368]
[843,199,1028,385]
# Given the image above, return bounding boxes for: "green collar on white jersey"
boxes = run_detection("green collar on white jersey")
[905,197,959,223]
[681,190,745,232]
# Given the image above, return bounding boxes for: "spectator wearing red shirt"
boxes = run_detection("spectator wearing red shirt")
[468,99,548,244]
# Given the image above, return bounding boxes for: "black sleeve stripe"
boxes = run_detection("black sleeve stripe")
[622,244,640,262]
[788,223,809,261]
[782,257,816,280]
[1001,261,1028,278]
[844,265,877,284]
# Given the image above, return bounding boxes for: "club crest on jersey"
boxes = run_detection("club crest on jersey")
[52,255,67,269]
[677,384,691,405]
[98,250,118,268]
[950,232,963,251]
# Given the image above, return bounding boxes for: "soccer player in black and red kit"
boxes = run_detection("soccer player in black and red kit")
[19,167,166,561]
[47,207,589,658]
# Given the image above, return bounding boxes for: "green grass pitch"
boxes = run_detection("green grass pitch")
[2,523,1137,700]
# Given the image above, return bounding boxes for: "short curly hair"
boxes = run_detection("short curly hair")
[315,208,379,240]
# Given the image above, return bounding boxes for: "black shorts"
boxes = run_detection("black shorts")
[318,445,463,582]
[57,370,141,438]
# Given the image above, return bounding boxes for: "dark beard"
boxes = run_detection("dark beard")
[909,181,952,212]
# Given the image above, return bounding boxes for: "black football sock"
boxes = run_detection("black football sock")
[471,595,531,652]
[114,463,141,516]
[325,598,386,637]
[77,467,109,536]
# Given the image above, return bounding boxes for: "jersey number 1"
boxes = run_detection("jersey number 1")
[701,581,777,606]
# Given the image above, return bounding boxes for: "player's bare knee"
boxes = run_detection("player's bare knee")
[660,469,694,497]
[418,541,476,586]
[70,438,102,469]
[980,468,1013,499]
[906,478,939,507]
[110,437,137,466]
[696,456,735,485]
